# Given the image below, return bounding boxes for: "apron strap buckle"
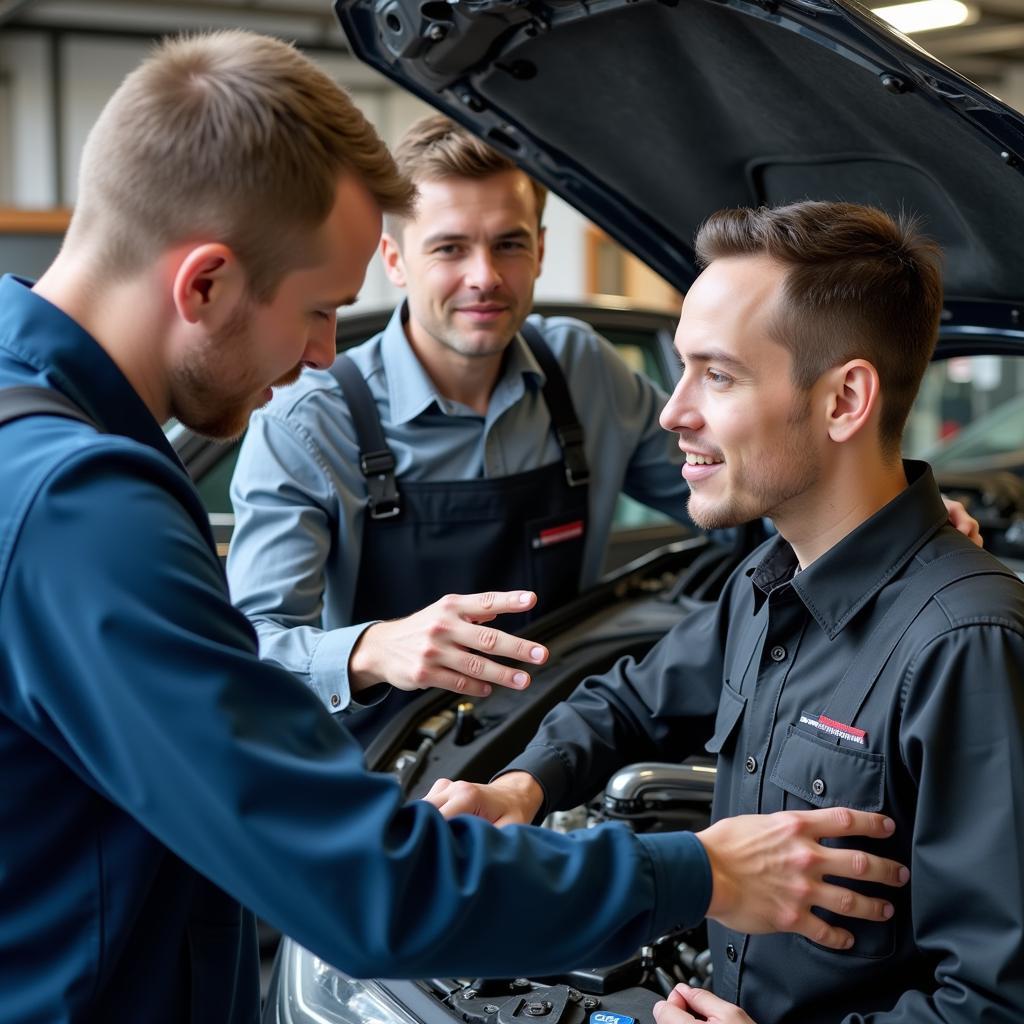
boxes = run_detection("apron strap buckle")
[360,449,401,519]
[556,424,590,487]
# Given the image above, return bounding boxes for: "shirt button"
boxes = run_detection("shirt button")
[744,756,758,774]
[330,694,341,707]
[770,645,787,662]
[726,943,738,962]
[812,778,826,796]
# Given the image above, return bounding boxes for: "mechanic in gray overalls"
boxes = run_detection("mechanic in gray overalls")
[228,115,694,744]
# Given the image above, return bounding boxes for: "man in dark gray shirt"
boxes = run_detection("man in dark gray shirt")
[427,201,1024,1023]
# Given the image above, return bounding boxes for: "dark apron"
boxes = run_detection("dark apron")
[333,322,590,746]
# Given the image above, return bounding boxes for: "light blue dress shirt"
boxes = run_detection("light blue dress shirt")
[228,307,689,713]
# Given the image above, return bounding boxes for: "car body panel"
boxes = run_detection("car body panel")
[335,0,1024,306]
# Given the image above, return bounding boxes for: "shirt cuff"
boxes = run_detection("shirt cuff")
[309,621,385,715]
[635,831,712,934]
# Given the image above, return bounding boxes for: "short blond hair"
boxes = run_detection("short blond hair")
[68,30,415,299]
[386,113,547,234]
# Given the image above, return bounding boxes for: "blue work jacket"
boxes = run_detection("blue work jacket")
[0,275,711,1024]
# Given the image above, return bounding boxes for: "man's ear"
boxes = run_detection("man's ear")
[824,359,882,445]
[535,225,546,279]
[380,232,407,289]
[171,243,247,330]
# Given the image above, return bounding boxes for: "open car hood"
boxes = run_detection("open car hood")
[335,0,1024,318]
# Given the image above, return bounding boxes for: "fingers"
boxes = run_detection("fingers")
[447,621,547,684]
[698,810,907,942]
[422,778,480,820]
[652,998,697,1024]
[655,986,755,1024]
[810,881,893,929]
[432,593,548,693]
[420,778,533,824]
[941,496,983,547]
[449,590,538,621]
[817,843,909,889]
[421,649,540,698]
[792,807,897,841]
[366,591,550,697]
[423,778,468,819]
[664,989,688,1010]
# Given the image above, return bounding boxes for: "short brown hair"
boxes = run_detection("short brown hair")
[695,202,943,454]
[386,113,547,233]
[67,30,416,300]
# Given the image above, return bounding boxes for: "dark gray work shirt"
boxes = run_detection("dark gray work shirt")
[504,461,1024,1023]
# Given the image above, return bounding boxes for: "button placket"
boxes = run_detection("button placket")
[747,594,809,817]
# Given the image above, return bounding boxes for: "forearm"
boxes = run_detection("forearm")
[11,463,715,982]
[228,408,367,708]
[500,620,722,813]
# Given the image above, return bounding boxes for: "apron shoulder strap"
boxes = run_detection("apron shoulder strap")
[329,354,401,520]
[518,320,590,488]
[824,546,1017,725]
[0,386,100,431]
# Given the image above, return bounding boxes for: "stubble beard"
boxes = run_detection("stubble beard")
[429,294,526,360]
[170,299,267,441]
[686,397,819,530]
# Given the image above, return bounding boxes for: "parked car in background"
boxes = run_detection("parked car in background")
[252,0,1024,1017]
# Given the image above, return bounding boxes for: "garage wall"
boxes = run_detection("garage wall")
[0,28,591,309]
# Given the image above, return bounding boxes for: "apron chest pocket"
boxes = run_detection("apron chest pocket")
[770,725,885,811]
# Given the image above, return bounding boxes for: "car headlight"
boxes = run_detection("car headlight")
[276,937,424,1024]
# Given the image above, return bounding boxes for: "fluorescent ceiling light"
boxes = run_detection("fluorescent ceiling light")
[872,0,977,33]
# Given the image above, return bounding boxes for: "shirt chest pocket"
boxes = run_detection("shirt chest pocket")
[769,725,886,812]
[770,726,893,959]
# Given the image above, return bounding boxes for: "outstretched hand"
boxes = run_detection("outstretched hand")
[697,807,908,950]
[349,591,548,699]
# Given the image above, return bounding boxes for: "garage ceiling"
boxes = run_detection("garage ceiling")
[2,0,1024,86]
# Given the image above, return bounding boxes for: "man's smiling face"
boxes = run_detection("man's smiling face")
[383,169,544,362]
[659,254,825,530]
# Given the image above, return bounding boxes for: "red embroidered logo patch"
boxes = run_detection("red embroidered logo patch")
[532,519,585,549]
[798,711,867,746]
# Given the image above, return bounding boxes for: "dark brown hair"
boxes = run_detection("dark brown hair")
[695,201,943,454]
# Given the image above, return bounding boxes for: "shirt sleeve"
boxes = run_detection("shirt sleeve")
[227,405,377,714]
[499,588,729,815]
[843,621,1024,1023]
[5,444,715,979]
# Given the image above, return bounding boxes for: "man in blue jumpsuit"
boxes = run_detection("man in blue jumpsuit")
[429,203,1024,1023]
[0,33,912,1024]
